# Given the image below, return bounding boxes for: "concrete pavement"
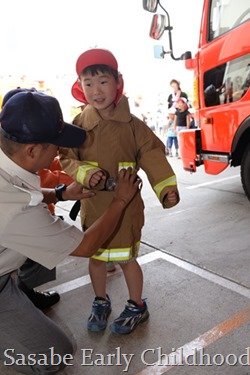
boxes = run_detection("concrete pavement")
[1,157,250,374]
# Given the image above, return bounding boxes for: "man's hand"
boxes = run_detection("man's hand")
[63,181,96,201]
[113,168,141,207]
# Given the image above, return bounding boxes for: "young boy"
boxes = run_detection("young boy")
[59,48,180,334]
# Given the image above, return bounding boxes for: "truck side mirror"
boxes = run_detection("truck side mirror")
[143,0,159,13]
[153,45,166,59]
[149,14,166,40]
[181,51,192,60]
[145,2,193,61]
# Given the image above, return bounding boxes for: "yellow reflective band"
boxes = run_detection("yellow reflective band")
[118,162,136,171]
[153,175,177,199]
[87,161,98,167]
[76,162,98,184]
[92,242,140,262]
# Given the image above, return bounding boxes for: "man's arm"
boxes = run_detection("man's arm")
[42,183,95,205]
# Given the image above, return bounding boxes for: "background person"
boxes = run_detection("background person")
[0,90,140,375]
[174,97,191,131]
[166,109,179,158]
[167,79,188,110]
[173,97,191,159]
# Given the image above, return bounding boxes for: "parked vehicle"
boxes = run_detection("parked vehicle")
[143,0,250,199]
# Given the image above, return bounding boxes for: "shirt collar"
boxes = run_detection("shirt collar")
[0,148,41,191]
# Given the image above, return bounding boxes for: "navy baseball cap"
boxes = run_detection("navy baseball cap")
[1,87,37,109]
[0,90,86,147]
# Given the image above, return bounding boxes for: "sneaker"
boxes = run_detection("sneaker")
[87,295,111,332]
[169,153,173,157]
[110,299,149,334]
[175,152,179,157]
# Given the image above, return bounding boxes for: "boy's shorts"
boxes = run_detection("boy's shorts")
[91,241,140,263]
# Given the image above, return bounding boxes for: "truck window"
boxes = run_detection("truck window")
[204,53,250,107]
[209,0,250,40]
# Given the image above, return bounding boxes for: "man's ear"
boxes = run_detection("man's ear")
[25,144,38,159]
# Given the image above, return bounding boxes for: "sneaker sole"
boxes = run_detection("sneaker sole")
[87,309,111,332]
[110,310,149,334]
[87,323,107,332]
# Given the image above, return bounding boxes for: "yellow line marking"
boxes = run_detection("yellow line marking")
[136,306,250,374]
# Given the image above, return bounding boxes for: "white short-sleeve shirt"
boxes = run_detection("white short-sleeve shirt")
[0,149,84,276]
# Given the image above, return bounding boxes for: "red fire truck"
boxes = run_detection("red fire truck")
[143,0,250,199]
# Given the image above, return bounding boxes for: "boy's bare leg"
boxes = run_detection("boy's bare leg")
[87,258,111,332]
[89,258,107,299]
[119,260,143,305]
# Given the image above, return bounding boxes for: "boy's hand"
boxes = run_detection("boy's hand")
[165,191,179,204]
[113,168,141,207]
[89,171,107,188]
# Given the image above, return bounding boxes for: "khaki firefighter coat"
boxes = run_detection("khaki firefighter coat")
[59,95,179,261]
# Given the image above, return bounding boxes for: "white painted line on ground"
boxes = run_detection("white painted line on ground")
[187,175,239,190]
[158,251,250,299]
[53,274,91,295]
[53,252,159,295]
[54,250,250,299]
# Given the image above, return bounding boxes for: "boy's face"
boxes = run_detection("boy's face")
[79,70,121,112]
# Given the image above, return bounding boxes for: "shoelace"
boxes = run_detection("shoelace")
[119,304,144,318]
[92,301,110,314]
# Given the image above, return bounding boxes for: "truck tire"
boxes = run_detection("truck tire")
[241,145,250,200]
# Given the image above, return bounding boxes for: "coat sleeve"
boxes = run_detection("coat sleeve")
[134,119,180,209]
[59,113,105,190]
[59,146,103,189]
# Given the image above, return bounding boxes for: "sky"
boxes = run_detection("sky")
[1,0,203,115]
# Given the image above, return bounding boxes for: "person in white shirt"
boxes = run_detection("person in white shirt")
[0,90,140,374]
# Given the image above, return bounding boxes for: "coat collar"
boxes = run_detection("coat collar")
[78,95,132,131]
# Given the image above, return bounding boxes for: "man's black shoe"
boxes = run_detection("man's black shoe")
[18,281,60,310]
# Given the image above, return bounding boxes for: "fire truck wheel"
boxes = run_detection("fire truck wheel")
[241,145,250,201]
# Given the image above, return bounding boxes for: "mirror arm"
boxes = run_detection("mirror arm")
[158,1,184,61]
